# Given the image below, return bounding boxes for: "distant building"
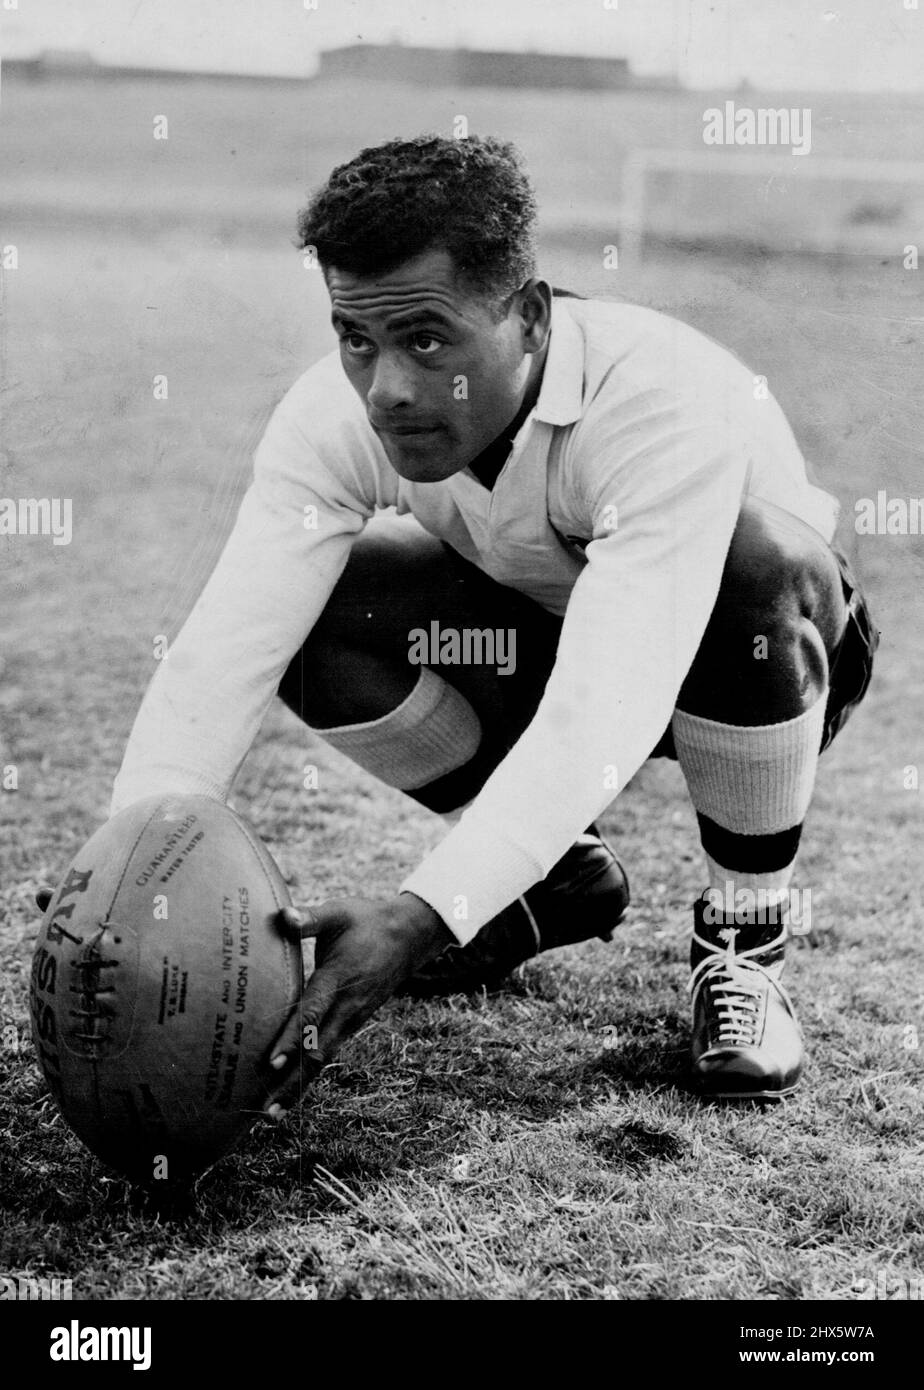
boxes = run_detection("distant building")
[1,44,675,92]
[9,49,100,80]
[318,43,635,91]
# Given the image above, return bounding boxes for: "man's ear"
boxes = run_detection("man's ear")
[516,278,552,354]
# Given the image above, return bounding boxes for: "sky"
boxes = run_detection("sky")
[1,0,923,91]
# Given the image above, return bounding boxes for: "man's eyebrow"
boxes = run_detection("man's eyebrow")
[330,308,457,332]
[385,308,456,329]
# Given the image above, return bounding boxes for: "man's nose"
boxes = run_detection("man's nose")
[366,351,417,413]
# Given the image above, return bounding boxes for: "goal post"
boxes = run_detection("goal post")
[619,148,924,261]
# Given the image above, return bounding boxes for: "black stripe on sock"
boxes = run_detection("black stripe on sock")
[697,814,803,873]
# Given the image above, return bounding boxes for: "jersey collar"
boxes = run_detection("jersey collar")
[532,298,585,428]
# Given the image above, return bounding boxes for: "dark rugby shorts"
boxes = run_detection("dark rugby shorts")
[438,541,878,760]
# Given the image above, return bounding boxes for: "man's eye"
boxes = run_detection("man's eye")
[410,334,443,355]
[342,334,374,355]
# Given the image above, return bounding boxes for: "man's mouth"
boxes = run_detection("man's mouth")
[371,419,444,437]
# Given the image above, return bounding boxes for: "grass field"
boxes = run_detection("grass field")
[0,74,922,1301]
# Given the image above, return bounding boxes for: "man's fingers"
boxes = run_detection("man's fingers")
[268,969,338,1067]
[263,899,386,1118]
[264,994,363,1120]
[265,1055,324,1118]
[274,904,318,939]
[266,1005,309,1073]
[274,900,355,940]
[309,997,366,1063]
[263,965,342,1113]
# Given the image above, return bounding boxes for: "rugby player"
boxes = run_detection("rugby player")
[110,136,877,1108]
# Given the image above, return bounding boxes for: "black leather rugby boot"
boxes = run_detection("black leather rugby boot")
[400,825,630,998]
[689,895,803,1100]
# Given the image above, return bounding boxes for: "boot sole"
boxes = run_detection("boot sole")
[696,1083,800,1102]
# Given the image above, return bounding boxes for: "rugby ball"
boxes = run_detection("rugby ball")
[29,795,302,1182]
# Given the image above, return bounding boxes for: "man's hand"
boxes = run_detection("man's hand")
[263,892,455,1118]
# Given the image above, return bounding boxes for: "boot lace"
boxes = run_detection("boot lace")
[689,925,792,1047]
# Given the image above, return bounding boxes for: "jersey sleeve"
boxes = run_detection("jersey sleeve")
[401,401,752,942]
[110,394,375,815]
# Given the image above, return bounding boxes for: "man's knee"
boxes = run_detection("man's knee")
[678,499,848,721]
[716,499,847,660]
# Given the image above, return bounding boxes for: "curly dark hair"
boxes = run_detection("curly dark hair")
[296,134,538,309]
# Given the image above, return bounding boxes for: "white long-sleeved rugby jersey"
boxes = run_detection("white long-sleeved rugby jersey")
[111,296,839,944]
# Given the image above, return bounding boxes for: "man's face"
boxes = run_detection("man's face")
[327,248,548,482]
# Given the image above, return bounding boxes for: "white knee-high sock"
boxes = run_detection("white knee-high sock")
[672,692,828,923]
[312,667,482,791]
